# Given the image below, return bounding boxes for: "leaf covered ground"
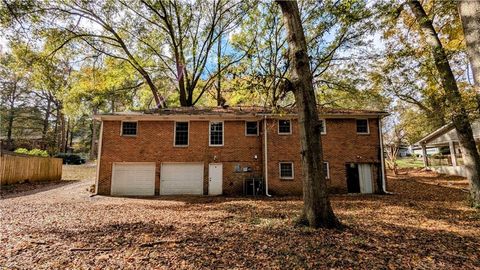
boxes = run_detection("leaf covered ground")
[1,166,479,269]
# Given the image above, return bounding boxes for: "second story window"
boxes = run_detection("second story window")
[121,121,137,136]
[278,120,291,135]
[210,121,223,146]
[245,121,258,136]
[175,122,189,146]
[356,119,369,134]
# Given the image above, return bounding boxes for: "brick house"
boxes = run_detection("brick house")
[94,107,388,196]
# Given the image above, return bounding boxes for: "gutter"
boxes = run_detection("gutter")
[378,117,388,193]
[94,121,104,195]
[263,115,272,197]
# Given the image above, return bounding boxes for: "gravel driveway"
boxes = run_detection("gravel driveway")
[1,167,479,269]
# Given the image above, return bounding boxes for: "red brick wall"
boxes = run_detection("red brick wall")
[97,120,263,195]
[97,117,382,196]
[266,118,381,195]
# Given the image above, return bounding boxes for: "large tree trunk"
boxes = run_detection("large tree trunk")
[276,0,339,228]
[458,0,480,111]
[409,0,480,206]
[177,60,188,106]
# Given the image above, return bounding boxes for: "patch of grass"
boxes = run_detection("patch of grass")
[62,163,96,181]
[396,157,424,169]
[350,236,366,246]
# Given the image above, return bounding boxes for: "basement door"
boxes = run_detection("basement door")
[346,163,373,194]
[208,163,223,195]
[358,164,373,194]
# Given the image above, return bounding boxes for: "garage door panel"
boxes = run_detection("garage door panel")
[160,163,204,195]
[111,163,155,196]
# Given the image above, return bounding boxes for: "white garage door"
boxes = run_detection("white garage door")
[111,163,156,196]
[160,163,204,195]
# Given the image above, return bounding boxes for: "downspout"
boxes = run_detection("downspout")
[263,115,272,197]
[378,117,388,193]
[94,120,104,195]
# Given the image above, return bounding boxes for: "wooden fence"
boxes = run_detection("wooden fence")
[0,153,63,185]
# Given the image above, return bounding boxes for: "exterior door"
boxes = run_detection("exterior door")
[208,163,223,195]
[160,163,204,195]
[346,163,360,193]
[111,163,156,196]
[359,164,373,194]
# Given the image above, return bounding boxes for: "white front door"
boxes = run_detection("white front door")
[358,164,373,194]
[208,163,223,195]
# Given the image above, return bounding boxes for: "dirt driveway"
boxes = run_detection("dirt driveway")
[1,167,479,269]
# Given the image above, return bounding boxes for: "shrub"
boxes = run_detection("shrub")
[14,148,30,155]
[28,149,49,157]
[14,148,49,157]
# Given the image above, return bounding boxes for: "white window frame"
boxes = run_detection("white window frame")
[278,119,292,135]
[356,119,370,134]
[209,121,224,147]
[174,121,189,147]
[245,121,259,136]
[279,162,294,180]
[320,119,327,135]
[120,120,138,137]
[323,161,330,179]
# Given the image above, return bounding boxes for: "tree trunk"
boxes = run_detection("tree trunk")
[409,0,480,206]
[276,0,339,228]
[6,97,15,150]
[69,123,74,148]
[53,106,59,152]
[176,56,188,107]
[64,118,70,153]
[458,0,480,111]
[42,97,51,142]
[54,103,65,153]
[60,113,66,153]
[216,19,223,106]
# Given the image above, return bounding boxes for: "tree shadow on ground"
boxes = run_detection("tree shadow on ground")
[31,214,480,269]
[0,180,80,199]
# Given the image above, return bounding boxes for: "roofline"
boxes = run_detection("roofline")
[94,112,389,121]
[414,123,455,146]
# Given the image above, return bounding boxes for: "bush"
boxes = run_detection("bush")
[14,148,30,155]
[14,148,49,157]
[28,149,49,157]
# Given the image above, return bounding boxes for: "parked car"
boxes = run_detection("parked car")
[55,153,86,165]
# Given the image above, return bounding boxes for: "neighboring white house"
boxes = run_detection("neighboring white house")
[411,146,440,157]
[413,119,480,177]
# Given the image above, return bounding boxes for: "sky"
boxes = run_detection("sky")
[0,36,8,52]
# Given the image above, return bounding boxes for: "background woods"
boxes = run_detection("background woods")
[1,0,384,155]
